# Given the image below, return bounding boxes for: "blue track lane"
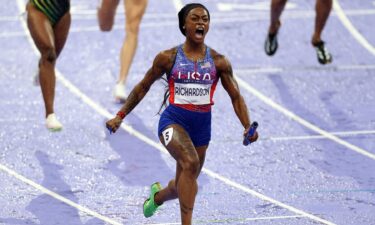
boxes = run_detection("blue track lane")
[0,0,374,224]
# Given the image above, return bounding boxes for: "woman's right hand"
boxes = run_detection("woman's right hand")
[106,116,123,134]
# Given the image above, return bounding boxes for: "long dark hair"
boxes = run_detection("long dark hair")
[157,46,179,114]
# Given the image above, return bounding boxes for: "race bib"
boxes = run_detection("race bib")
[162,127,174,146]
[174,83,211,105]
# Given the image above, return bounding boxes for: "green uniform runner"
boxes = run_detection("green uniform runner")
[30,0,70,26]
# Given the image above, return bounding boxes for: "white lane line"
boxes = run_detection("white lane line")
[235,75,375,160]
[13,0,121,224]
[68,20,177,33]
[56,56,337,225]
[7,0,336,225]
[3,7,375,38]
[268,130,375,141]
[333,0,375,56]
[0,31,26,38]
[0,16,21,21]
[2,8,375,20]
[234,64,375,74]
[145,215,306,225]
[0,164,122,225]
[217,2,297,11]
[216,129,375,143]
[56,70,169,155]
[200,169,335,225]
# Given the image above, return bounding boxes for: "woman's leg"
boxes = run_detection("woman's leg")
[54,12,71,58]
[311,0,332,64]
[268,0,287,34]
[155,144,207,204]
[150,124,206,225]
[312,0,332,44]
[118,0,147,84]
[97,0,120,31]
[264,0,286,56]
[113,0,147,101]
[27,3,70,129]
[27,3,56,118]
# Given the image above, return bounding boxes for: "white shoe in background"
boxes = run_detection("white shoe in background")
[113,83,127,103]
[46,113,63,131]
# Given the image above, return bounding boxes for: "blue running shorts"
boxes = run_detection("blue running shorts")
[158,104,211,147]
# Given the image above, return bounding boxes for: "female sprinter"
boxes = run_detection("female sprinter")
[106,3,258,225]
[97,0,148,102]
[27,0,71,131]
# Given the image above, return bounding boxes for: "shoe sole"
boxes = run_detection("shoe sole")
[48,127,63,132]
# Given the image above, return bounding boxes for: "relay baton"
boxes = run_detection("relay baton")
[243,121,258,146]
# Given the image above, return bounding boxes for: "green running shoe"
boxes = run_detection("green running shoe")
[143,182,162,218]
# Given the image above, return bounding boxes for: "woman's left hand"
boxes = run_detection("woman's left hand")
[243,127,259,144]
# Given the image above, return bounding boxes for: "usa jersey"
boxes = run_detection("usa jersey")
[168,45,218,112]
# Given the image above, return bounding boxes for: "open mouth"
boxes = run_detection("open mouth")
[195,27,204,38]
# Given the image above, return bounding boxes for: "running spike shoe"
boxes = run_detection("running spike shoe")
[313,41,332,65]
[46,113,63,131]
[143,182,162,218]
[264,32,278,56]
[113,82,127,103]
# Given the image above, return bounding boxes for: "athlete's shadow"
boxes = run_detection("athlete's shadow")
[0,151,104,225]
[269,74,375,192]
[316,91,375,187]
[105,113,210,187]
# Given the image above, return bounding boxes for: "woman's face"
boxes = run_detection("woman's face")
[184,7,210,43]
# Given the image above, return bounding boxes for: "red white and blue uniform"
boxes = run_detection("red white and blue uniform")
[158,45,218,146]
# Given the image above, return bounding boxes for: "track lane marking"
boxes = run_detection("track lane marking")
[333,0,375,55]
[6,0,336,224]
[235,75,375,161]
[215,129,375,143]
[144,215,306,225]
[0,163,122,225]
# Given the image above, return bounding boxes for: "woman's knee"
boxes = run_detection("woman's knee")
[125,21,141,37]
[181,156,200,177]
[125,29,139,40]
[99,22,114,32]
[97,0,119,31]
[97,11,115,31]
[40,46,57,63]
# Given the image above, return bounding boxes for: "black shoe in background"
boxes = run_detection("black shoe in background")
[313,41,332,65]
[264,33,278,56]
